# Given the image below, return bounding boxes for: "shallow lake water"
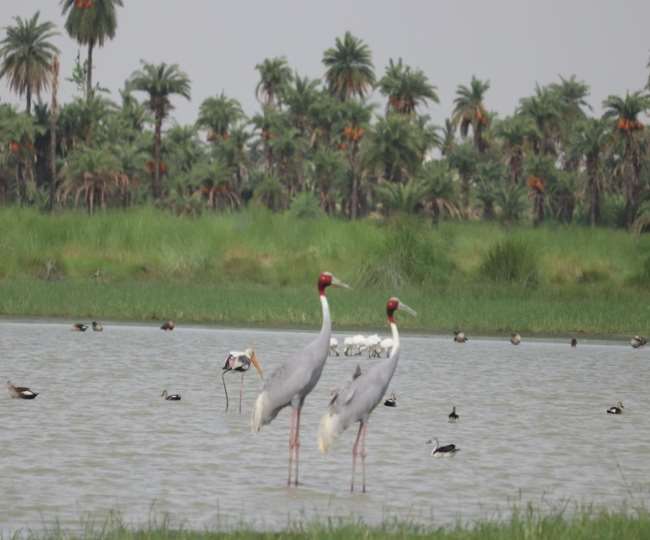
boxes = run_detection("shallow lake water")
[2,320,650,532]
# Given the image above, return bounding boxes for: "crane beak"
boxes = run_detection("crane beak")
[331,276,352,289]
[250,351,264,379]
[399,301,417,317]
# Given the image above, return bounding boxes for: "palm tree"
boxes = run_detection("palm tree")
[447,142,478,216]
[571,118,610,226]
[518,85,561,156]
[0,12,59,115]
[494,115,536,184]
[416,160,461,222]
[284,73,320,135]
[255,57,292,108]
[128,61,191,199]
[378,58,438,115]
[60,0,123,100]
[550,75,591,120]
[197,93,244,142]
[602,91,650,227]
[375,178,430,215]
[452,76,491,153]
[322,31,375,101]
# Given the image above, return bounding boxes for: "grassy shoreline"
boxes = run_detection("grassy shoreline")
[8,508,650,540]
[2,208,650,337]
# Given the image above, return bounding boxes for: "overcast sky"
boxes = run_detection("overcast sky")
[1,1,648,127]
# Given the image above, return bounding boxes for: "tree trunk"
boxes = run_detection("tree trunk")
[86,40,95,100]
[460,173,470,217]
[153,113,162,199]
[587,160,600,228]
[49,118,57,211]
[26,88,32,116]
[533,192,544,226]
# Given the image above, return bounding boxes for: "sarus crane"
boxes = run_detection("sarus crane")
[251,271,350,487]
[222,348,263,413]
[318,297,416,492]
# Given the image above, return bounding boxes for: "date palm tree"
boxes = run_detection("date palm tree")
[602,91,650,227]
[60,0,123,100]
[128,61,191,199]
[197,93,244,142]
[518,85,561,156]
[378,58,438,115]
[495,115,536,185]
[0,12,59,115]
[322,31,375,101]
[452,76,491,153]
[255,57,292,108]
[571,118,610,226]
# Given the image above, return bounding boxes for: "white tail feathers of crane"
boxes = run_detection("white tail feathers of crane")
[318,412,342,453]
[251,391,271,432]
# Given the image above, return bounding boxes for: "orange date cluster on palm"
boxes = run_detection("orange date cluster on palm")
[75,0,93,8]
[527,176,545,193]
[9,141,20,154]
[146,160,167,175]
[343,125,365,142]
[475,108,489,125]
[617,118,644,132]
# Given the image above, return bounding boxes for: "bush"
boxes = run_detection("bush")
[288,192,324,219]
[480,238,539,286]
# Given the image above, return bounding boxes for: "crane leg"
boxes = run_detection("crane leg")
[293,406,302,487]
[288,406,297,487]
[351,422,364,492]
[221,371,229,412]
[239,373,244,414]
[360,422,368,493]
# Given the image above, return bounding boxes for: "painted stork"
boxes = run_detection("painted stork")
[251,272,350,487]
[222,348,263,413]
[318,297,416,492]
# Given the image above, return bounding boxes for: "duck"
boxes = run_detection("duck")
[510,332,521,345]
[160,320,175,331]
[92,321,103,332]
[607,401,624,414]
[570,337,577,347]
[426,437,460,456]
[630,336,647,349]
[453,330,468,343]
[7,380,38,399]
[72,323,89,332]
[384,392,397,407]
[161,390,181,401]
[448,406,459,422]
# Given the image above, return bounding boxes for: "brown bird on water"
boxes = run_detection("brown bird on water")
[160,320,175,331]
[453,331,468,343]
[72,323,88,332]
[571,337,577,347]
[7,380,38,399]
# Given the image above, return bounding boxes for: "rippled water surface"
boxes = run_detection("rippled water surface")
[2,321,650,531]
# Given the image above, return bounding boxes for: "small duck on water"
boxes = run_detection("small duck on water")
[448,406,459,422]
[607,401,624,415]
[630,336,647,349]
[7,380,38,399]
[510,333,521,345]
[426,438,460,456]
[92,321,103,332]
[384,392,397,407]
[160,320,175,331]
[453,331,468,343]
[72,323,89,332]
[571,337,577,347]
[161,390,181,401]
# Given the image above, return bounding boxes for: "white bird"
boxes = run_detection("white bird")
[329,337,340,356]
[343,334,366,356]
[365,334,382,357]
[453,331,468,343]
[252,272,350,487]
[426,437,460,456]
[222,348,263,413]
[318,297,416,492]
[379,337,393,357]
[630,336,647,349]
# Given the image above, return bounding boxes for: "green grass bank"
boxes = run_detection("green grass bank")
[2,207,650,336]
[13,508,650,540]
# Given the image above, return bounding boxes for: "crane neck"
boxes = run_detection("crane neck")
[383,320,400,376]
[319,292,331,339]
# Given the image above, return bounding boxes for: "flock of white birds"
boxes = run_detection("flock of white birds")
[329,335,393,358]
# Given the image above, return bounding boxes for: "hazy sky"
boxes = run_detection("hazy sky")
[1,1,648,127]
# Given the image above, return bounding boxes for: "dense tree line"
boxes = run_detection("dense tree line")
[1,3,650,229]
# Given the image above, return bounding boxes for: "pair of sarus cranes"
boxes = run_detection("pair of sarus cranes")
[222,271,414,492]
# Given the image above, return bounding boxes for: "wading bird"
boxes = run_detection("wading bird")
[510,333,521,345]
[72,323,88,332]
[319,297,416,492]
[448,406,459,422]
[329,337,340,356]
[161,320,175,331]
[7,380,38,399]
[252,272,350,487]
[453,331,468,343]
[161,390,181,401]
[607,401,624,414]
[427,437,460,456]
[222,348,263,413]
[92,321,103,332]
